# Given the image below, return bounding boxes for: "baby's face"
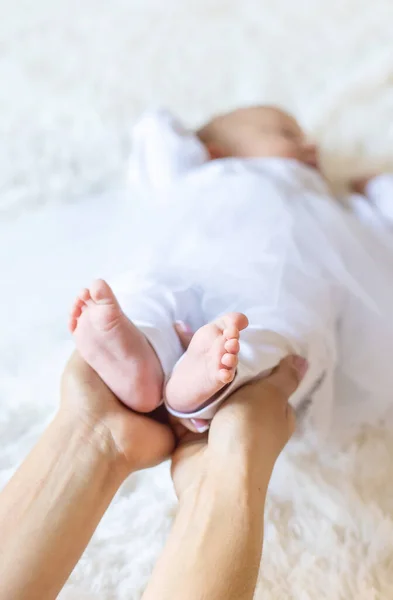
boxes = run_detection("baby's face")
[202,106,318,169]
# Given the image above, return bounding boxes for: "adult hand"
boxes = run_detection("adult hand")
[170,354,305,501]
[61,351,175,476]
[143,353,306,600]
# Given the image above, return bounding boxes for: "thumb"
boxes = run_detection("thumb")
[255,354,308,442]
[174,321,194,351]
[266,354,308,398]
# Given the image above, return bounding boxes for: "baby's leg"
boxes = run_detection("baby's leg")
[166,275,338,429]
[70,278,202,413]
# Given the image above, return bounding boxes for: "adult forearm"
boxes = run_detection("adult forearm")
[144,358,300,600]
[143,456,272,600]
[0,412,125,600]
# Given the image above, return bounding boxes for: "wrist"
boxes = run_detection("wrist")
[55,408,131,484]
[178,446,271,522]
[208,448,273,504]
[169,458,266,600]
[209,411,283,481]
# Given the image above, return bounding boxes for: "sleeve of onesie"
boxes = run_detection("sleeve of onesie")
[364,174,393,225]
[347,174,393,232]
[128,108,210,190]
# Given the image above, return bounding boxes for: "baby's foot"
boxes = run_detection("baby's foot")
[165,312,248,414]
[69,279,163,413]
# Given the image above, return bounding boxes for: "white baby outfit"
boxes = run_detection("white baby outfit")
[118,109,393,427]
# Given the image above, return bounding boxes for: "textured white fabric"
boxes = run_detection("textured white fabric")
[3,1,393,598]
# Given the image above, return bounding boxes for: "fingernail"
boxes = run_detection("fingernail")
[291,355,309,379]
[175,320,192,334]
[190,418,210,433]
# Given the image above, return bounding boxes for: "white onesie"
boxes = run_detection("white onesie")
[118,109,393,428]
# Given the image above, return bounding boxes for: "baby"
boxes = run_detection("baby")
[70,106,393,431]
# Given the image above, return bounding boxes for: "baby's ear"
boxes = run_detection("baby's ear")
[206,142,227,160]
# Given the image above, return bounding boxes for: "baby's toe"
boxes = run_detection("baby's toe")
[69,296,87,332]
[68,316,78,332]
[217,312,248,337]
[223,325,239,340]
[233,312,249,331]
[225,312,248,331]
[79,288,91,303]
[224,338,240,354]
[71,299,84,319]
[219,368,235,384]
[221,353,238,369]
[90,279,119,305]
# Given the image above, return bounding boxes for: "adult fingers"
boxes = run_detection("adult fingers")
[266,354,308,398]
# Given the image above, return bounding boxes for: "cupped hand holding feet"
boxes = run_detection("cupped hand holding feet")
[0,309,304,600]
[61,351,175,475]
[170,354,304,501]
[0,351,175,600]
[142,355,306,600]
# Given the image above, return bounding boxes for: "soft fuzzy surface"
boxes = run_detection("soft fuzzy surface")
[2,1,393,598]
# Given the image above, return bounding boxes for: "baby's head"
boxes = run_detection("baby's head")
[198,105,318,169]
